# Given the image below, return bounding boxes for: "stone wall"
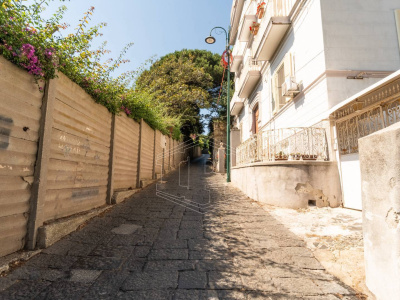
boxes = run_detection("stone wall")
[232,161,342,209]
[359,122,400,300]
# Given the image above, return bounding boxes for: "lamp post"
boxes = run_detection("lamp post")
[205,26,231,182]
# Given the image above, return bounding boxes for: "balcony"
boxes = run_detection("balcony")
[230,92,244,116]
[229,0,245,45]
[237,58,262,99]
[253,0,297,61]
[231,42,246,73]
[238,0,257,42]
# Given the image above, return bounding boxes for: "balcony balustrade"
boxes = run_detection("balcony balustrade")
[236,126,329,166]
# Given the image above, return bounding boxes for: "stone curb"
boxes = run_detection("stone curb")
[37,206,112,249]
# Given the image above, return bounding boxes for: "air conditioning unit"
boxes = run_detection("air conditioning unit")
[282,76,299,97]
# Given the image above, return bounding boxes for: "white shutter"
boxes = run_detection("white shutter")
[284,52,293,79]
[272,73,279,114]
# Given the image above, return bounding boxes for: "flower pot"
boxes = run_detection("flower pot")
[291,154,301,160]
[275,154,288,161]
[251,25,260,35]
[302,154,317,160]
[257,7,265,19]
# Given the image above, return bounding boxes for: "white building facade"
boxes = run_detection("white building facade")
[229,0,400,210]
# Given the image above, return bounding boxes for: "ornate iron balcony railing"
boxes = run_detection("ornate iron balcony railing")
[236,126,329,166]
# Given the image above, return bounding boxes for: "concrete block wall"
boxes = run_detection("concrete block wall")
[0,56,185,257]
[44,73,112,222]
[0,57,44,257]
[113,113,140,191]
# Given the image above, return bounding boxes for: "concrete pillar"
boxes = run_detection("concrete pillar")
[27,78,57,250]
[152,130,156,179]
[137,118,143,188]
[230,128,241,167]
[106,114,116,204]
[216,144,226,173]
[168,137,171,171]
[359,122,400,300]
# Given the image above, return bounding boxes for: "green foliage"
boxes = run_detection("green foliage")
[197,134,210,150]
[136,49,232,137]
[0,0,180,137]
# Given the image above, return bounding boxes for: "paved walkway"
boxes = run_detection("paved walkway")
[0,155,360,299]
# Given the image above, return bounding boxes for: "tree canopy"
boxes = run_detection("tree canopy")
[136,49,232,137]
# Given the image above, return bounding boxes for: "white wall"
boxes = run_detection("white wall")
[237,99,251,142]
[321,0,400,108]
[233,0,400,138]
[260,71,272,128]
[321,0,400,71]
[265,0,328,129]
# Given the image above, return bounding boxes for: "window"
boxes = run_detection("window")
[272,52,293,114]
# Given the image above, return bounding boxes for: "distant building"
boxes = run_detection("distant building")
[229,0,400,210]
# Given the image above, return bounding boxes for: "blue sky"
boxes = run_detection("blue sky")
[40,0,232,74]
[37,0,232,134]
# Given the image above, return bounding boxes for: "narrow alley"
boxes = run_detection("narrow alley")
[0,155,359,300]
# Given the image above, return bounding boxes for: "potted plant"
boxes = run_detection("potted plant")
[290,152,301,160]
[302,154,318,160]
[257,2,266,19]
[250,22,260,35]
[275,151,288,160]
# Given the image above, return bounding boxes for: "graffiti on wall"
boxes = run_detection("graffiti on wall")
[0,115,13,150]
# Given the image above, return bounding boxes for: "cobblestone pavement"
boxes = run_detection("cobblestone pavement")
[0,156,361,299]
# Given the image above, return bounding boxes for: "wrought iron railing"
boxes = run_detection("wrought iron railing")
[336,97,400,155]
[236,135,258,165]
[236,127,329,166]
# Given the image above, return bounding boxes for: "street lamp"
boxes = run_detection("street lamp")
[205,26,231,183]
[205,36,216,44]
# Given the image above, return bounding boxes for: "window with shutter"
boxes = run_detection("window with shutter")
[272,72,278,113]
[272,52,294,114]
[277,65,285,109]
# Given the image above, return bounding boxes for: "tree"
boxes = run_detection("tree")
[136,49,232,137]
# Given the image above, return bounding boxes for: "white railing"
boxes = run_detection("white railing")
[236,135,258,165]
[272,0,297,17]
[236,126,329,165]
